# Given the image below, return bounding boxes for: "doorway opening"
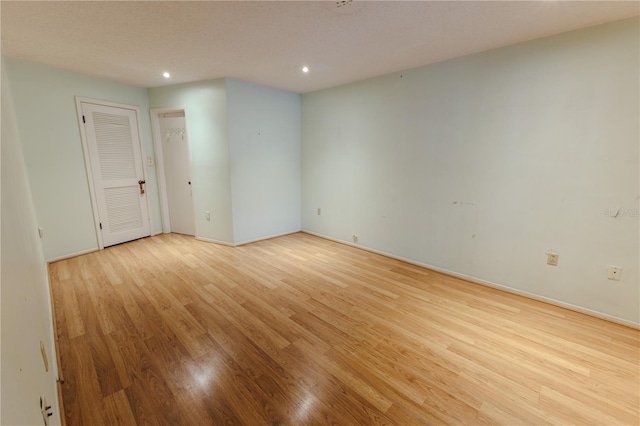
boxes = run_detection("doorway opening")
[151,108,196,237]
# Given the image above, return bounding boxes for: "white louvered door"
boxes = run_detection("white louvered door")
[82,102,151,247]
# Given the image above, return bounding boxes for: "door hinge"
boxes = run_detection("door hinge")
[99,223,102,230]
[82,115,86,123]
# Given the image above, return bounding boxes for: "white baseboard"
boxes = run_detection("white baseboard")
[301,230,640,329]
[195,236,236,247]
[196,230,301,247]
[234,229,301,246]
[46,247,99,263]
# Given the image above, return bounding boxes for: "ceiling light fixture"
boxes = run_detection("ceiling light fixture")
[302,66,309,73]
[163,72,170,78]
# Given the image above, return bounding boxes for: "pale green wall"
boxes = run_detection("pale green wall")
[1,59,61,425]
[4,57,162,260]
[149,79,234,244]
[302,18,640,325]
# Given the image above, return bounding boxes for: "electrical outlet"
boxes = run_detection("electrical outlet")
[317,207,321,216]
[147,156,154,166]
[352,234,358,243]
[205,211,210,221]
[607,265,622,281]
[547,252,559,266]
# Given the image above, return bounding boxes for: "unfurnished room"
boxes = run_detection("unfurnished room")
[1,1,639,425]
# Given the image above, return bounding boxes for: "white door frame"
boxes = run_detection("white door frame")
[150,107,196,235]
[75,96,153,250]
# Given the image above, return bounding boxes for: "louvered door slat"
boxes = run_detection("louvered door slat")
[93,112,137,180]
[104,187,144,232]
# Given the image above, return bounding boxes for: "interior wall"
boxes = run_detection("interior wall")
[301,18,640,325]
[148,79,235,244]
[226,78,301,244]
[1,59,62,425]
[3,57,162,261]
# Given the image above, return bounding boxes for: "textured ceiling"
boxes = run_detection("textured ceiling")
[1,1,638,93]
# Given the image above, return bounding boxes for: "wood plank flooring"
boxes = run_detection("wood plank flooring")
[49,232,640,425]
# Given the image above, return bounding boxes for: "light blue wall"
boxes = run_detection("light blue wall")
[226,78,301,244]
[301,18,640,325]
[149,79,234,244]
[4,57,161,260]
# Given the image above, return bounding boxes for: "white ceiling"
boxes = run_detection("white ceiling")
[2,1,638,93]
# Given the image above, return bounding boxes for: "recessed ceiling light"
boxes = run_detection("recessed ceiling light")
[163,72,170,78]
[302,66,309,73]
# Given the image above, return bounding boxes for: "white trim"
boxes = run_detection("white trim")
[75,97,104,249]
[135,106,155,237]
[195,236,236,247]
[46,247,99,263]
[196,230,302,247]
[42,270,59,379]
[301,230,640,329]
[43,269,63,425]
[75,97,153,248]
[75,97,141,110]
[150,108,172,233]
[234,229,301,246]
[150,106,196,236]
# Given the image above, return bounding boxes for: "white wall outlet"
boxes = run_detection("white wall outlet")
[147,156,154,166]
[205,211,210,221]
[352,234,358,243]
[607,265,622,281]
[317,207,321,215]
[547,252,559,266]
[38,227,44,239]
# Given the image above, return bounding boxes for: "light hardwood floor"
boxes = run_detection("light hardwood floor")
[49,232,640,425]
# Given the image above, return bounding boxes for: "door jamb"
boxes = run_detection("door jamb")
[150,107,196,235]
[75,96,153,250]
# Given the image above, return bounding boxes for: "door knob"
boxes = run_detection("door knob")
[138,180,146,194]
